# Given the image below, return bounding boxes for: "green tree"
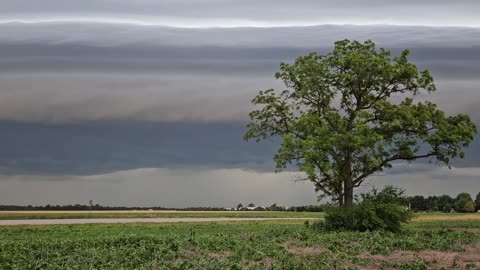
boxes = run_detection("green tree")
[437,195,455,212]
[408,196,427,211]
[244,40,477,207]
[476,192,480,211]
[464,200,476,213]
[455,193,475,213]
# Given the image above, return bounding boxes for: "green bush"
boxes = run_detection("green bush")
[323,186,413,232]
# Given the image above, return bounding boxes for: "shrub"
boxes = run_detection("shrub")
[323,186,413,232]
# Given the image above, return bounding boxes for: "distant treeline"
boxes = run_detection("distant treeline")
[1,192,479,213]
[407,193,480,213]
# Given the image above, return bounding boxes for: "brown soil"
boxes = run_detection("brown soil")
[357,244,480,270]
[282,240,324,255]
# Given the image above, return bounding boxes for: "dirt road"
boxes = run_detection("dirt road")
[0,217,310,226]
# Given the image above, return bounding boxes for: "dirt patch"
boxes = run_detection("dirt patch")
[357,251,418,270]
[282,240,324,255]
[175,247,203,263]
[419,244,480,269]
[357,244,480,269]
[207,251,232,260]
[262,257,274,270]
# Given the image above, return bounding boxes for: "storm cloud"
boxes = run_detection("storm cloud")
[0,25,480,123]
[0,1,479,206]
[0,121,277,175]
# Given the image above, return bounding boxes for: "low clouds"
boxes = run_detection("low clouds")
[368,164,480,197]
[0,168,317,207]
[0,165,479,207]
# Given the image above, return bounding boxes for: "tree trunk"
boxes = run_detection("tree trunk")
[343,161,354,207]
[344,175,353,207]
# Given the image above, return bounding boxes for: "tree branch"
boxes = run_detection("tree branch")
[353,152,438,184]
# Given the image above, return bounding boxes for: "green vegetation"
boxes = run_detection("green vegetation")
[455,193,477,213]
[0,211,322,220]
[407,192,480,213]
[245,39,476,206]
[1,219,480,269]
[323,186,412,232]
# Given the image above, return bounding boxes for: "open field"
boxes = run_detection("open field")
[2,216,480,269]
[0,217,314,226]
[0,210,323,220]
[413,213,480,222]
[1,210,480,222]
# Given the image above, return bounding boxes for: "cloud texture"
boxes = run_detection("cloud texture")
[0,1,478,206]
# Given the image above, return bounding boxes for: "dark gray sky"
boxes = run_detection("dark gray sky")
[0,1,479,207]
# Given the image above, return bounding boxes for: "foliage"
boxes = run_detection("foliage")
[407,194,466,212]
[1,221,479,269]
[244,39,477,206]
[324,186,413,232]
[286,205,327,212]
[359,185,409,205]
[476,192,480,211]
[455,193,476,213]
[464,201,477,213]
[409,195,450,212]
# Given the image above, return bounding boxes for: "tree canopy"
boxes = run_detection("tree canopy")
[455,193,476,213]
[244,40,477,207]
[476,192,480,211]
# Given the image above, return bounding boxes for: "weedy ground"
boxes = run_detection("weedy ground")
[1,217,480,269]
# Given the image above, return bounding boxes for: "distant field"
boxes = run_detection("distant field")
[0,210,323,220]
[1,219,480,269]
[413,213,480,221]
[1,210,480,222]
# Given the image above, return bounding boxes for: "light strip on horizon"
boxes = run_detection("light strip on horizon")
[0,17,479,28]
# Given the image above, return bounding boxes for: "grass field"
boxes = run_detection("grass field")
[0,210,323,220]
[1,214,480,269]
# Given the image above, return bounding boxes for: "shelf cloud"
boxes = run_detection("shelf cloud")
[0,1,478,206]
